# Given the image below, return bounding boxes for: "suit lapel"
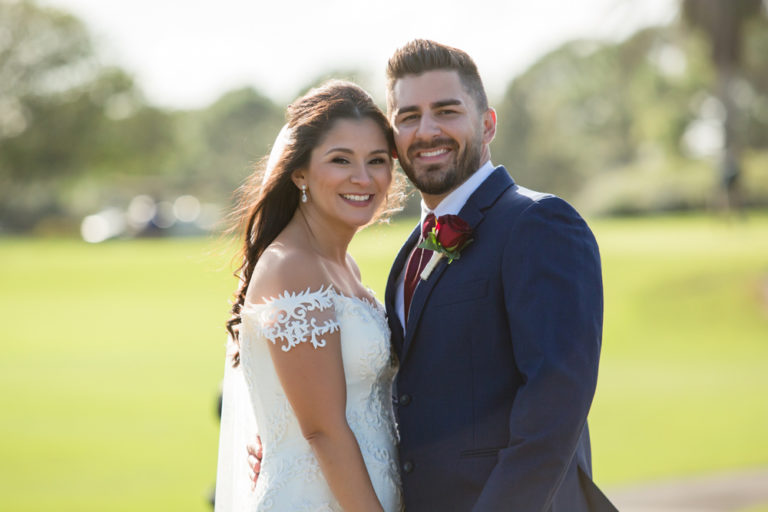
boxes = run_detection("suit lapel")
[385,223,421,356]
[400,167,515,361]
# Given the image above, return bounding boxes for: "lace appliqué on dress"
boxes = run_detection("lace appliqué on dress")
[234,286,402,511]
[333,296,403,508]
[258,286,341,352]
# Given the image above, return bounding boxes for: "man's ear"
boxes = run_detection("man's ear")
[482,108,497,145]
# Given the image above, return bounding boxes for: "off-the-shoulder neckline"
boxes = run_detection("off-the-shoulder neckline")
[242,284,382,313]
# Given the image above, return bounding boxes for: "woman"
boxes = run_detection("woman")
[215,81,402,511]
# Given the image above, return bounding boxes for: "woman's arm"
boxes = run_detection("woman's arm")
[249,246,383,510]
[265,304,383,511]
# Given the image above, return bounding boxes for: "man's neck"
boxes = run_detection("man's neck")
[421,192,451,211]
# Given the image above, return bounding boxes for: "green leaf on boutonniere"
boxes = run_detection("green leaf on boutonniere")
[418,233,473,264]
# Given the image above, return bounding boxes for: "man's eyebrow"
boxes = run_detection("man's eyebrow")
[432,99,463,109]
[394,105,420,116]
[395,99,464,117]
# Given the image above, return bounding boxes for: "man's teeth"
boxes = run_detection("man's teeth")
[419,148,448,157]
[341,194,372,202]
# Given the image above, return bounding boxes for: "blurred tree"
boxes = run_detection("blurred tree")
[494,27,709,202]
[0,0,174,231]
[741,15,768,150]
[0,0,94,106]
[681,0,767,212]
[295,68,379,100]
[170,87,284,203]
[0,0,102,229]
[494,14,768,215]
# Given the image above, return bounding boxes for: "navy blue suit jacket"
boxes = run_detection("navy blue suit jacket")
[384,167,616,511]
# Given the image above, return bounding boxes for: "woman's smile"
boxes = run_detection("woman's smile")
[339,193,375,206]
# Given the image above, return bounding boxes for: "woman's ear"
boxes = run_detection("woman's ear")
[290,169,306,189]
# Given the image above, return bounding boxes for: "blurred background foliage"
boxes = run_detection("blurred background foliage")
[1,0,768,234]
[495,4,768,215]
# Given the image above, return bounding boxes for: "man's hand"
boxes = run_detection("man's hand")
[247,437,263,490]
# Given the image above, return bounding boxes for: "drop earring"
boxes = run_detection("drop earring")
[301,184,308,203]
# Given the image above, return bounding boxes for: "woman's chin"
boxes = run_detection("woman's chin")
[340,212,377,230]
[335,203,384,229]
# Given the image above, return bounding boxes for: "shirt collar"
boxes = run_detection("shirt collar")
[420,160,496,224]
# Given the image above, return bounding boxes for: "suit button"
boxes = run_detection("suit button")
[403,460,414,473]
[399,394,411,406]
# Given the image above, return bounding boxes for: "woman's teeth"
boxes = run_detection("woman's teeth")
[341,194,372,202]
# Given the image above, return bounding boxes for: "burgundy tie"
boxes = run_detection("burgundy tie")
[403,213,436,324]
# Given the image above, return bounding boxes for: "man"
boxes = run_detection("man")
[382,39,615,511]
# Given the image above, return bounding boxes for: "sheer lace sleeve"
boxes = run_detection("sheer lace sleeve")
[256,285,340,352]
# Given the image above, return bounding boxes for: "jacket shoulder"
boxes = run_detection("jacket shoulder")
[501,183,583,220]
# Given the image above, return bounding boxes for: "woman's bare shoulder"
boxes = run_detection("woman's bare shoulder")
[246,243,330,306]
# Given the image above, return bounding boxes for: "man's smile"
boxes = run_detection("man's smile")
[410,140,457,164]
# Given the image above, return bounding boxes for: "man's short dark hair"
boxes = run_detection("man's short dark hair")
[386,39,489,115]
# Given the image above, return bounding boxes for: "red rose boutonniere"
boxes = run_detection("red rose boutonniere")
[417,214,474,280]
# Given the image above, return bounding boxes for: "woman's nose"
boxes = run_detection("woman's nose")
[349,163,373,185]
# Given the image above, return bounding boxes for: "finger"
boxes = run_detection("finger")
[247,455,262,473]
[247,464,260,490]
[246,455,261,473]
[249,467,260,487]
[247,444,263,461]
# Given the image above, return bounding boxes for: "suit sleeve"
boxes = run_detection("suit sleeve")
[472,197,603,511]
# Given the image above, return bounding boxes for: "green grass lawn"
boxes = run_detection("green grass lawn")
[1,212,767,511]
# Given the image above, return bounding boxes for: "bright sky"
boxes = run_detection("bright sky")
[40,0,677,109]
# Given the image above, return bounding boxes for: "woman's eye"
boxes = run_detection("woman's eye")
[331,157,349,164]
[369,157,387,165]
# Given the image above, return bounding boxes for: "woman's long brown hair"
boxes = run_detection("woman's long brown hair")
[225,80,397,365]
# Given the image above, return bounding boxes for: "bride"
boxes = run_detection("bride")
[215,81,403,511]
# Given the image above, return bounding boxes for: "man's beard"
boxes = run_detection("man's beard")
[399,134,483,196]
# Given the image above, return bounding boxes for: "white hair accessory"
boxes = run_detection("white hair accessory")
[262,123,293,185]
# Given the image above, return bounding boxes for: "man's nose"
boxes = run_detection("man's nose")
[416,114,441,139]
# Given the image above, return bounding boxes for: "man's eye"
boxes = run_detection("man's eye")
[399,114,418,123]
[438,109,457,116]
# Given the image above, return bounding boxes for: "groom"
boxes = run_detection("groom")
[382,39,615,511]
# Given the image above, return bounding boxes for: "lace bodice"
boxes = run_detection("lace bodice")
[231,286,402,512]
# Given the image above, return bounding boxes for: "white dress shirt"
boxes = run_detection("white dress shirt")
[395,160,497,328]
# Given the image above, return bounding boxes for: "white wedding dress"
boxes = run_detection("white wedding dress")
[215,285,402,512]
